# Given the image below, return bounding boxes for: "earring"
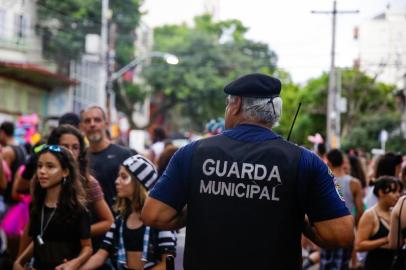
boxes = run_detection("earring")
[63,177,67,185]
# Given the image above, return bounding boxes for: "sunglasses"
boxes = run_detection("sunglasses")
[34,144,62,154]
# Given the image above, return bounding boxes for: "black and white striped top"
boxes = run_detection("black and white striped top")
[101,215,177,269]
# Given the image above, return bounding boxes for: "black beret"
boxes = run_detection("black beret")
[224,73,281,98]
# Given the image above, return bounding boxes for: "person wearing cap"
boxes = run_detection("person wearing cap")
[81,154,176,270]
[141,73,354,269]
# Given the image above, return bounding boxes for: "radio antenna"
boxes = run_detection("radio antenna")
[287,102,302,141]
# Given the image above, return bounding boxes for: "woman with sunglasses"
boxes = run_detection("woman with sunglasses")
[356,176,403,270]
[80,154,176,270]
[46,125,114,252]
[14,145,92,270]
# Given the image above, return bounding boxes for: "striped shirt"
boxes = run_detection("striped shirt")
[101,215,176,269]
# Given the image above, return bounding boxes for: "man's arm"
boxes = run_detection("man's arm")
[301,148,354,248]
[303,215,354,248]
[141,197,187,230]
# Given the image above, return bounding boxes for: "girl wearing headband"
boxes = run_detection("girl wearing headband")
[47,125,114,251]
[14,145,92,270]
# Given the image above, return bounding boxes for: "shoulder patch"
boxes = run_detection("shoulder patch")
[334,178,345,202]
[328,167,334,178]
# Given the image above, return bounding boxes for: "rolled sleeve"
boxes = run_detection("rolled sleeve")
[149,142,197,213]
[299,149,350,222]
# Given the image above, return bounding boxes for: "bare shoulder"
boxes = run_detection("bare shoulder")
[1,146,14,157]
[360,207,376,223]
[349,177,362,188]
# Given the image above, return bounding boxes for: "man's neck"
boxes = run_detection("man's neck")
[331,167,346,177]
[89,138,110,153]
[235,120,272,130]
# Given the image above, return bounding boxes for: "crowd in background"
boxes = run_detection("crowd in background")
[0,106,178,270]
[303,143,406,270]
[1,106,406,270]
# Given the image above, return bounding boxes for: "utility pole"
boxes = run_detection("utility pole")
[106,22,117,124]
[101,0,109,118]
[312,1,358,150]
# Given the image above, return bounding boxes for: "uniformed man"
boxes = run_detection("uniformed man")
[141,73,354,270]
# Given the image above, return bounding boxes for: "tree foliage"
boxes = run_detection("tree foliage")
[276,68,403,152]
[128,14,278,130]
[36,0,141,73]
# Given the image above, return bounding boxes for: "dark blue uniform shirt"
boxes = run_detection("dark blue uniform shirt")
[150,124,349,223]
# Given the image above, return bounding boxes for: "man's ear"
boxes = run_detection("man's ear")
[231,96,242,115]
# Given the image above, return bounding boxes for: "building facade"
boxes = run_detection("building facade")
[356,9,406,89]
[0,0,76,126]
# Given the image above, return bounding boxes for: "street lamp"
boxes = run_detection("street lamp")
[105,51,179,122]
[110,51,179,82]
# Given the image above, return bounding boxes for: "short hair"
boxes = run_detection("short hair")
[152,127,167,142]
[81,105,107,121]
[373,176,402,197]
[327,149,344,167]
[376,152,403,178]
[227,95,282,127]
[317,143,326,156]
[0,121,14,136]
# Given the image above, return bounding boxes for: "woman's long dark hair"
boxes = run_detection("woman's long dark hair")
[349,155,367,188]
[31,146,87,222]
[47,124,90,185]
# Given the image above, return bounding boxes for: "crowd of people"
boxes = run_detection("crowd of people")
[0,73,406,270]
[0,106,177,270]
[305,147,406,270]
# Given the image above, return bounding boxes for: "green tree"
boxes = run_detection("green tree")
[278,68,403,151]
[119,14,278,130]
[36,0,141,74]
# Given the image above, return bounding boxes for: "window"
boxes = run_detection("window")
[14,13,26,42]
[0,9,6,39]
